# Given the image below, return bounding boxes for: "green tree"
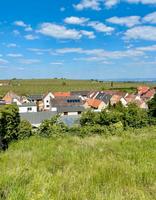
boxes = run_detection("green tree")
[0,104,20,150]
[148,94,156,117]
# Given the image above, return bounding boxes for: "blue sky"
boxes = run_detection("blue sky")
[0,0,156,80]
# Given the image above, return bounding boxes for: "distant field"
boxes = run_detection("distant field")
[0,79,156,96]
[0,127,156,200]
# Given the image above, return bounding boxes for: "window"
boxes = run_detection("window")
[64,112,68,115]
[46,105,49,108]
[46,100,49,103]
[27,107,32,111]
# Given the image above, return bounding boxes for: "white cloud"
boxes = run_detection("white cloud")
[106,16,141,27]
[88,21,114,34]
[7,43,17,48]
[7,53,23,58]
[73,0,101,11]
[14,20,27,27]
[126,0,156,5]
[13,20,32,32]
[136,45,156,52]
[143,12,156,24]
[124,26,156,41]
[38,23,95,40]
[105,0,119,8]
[74,0,156,10]
[80,30,96,39]
[13,30,20,36]
[50,62,63,65]
[0,58,9,64]
[24,34,39,40]
[38,23,82,40]
[64,16,89,25]
[19,59,40,64]
[56,47,144,60]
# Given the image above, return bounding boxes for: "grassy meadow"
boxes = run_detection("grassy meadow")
[0,127,156,200]
[0,79,156,96]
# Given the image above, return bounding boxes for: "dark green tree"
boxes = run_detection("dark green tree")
[148,94,156,117]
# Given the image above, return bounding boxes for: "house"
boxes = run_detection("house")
[84,98,106,111]
[71,91,90,100]
[2,91,21,105]
[18,103,37,113]
[141,89,155,101]
[125,94,148,109]
[110,95,127,107]
[27,95,44,111]
[43,92,54,111]
[50,96,85,115]
[95,92,112,106]
[137,86,150,95]
[58,106,85,116]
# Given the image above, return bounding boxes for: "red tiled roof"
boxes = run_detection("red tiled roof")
[137,86,149,95]
[53,92,71,97]
[86,98,103,108]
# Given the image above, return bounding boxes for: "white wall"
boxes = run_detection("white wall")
[43,92,54,110]
[19,106,37,113]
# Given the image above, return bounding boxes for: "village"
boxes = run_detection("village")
[0,85,155,127]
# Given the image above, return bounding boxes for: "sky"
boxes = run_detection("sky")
[0,0,156,80]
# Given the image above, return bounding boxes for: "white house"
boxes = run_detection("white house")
[43,92,55,111]
[18,103,37,113]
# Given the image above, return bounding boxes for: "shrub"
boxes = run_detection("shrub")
[123,103,149,128]
[148,94,156,117]
[0,105,20,150]
[17,120,32,139]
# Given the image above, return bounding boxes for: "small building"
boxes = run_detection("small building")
[2,91,21,105]
[50,96,85,115]
[84,98,106,111]
[58,106,85,116]
[18,103,37,113]
[43,92,54,111]
[27,95,44,111]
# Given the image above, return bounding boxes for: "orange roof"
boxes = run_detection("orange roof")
[142,89,155,98]
[53,92,71,97]
[87,98,103,108]
[137,86,149,95]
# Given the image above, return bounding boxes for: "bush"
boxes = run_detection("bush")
[0,105,20,150]
[123,103,149,128]
[17,120,32,139]
[38,115,68,137]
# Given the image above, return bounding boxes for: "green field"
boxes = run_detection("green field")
[0,127,156,200]
[0,79,156,96]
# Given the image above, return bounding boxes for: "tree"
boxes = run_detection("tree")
[0,105,20,150]
[148,94,156,117]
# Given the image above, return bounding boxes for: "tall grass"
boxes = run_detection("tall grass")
[0,127,156,200]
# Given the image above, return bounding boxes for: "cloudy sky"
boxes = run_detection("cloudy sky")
[0,0,156,80]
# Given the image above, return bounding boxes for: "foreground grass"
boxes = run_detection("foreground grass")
[0,128,156,200]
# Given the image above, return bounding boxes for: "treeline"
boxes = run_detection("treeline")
[0,94,156,150]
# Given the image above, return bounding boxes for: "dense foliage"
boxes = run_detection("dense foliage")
[0,105,20,150]
[80,103,149,129]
